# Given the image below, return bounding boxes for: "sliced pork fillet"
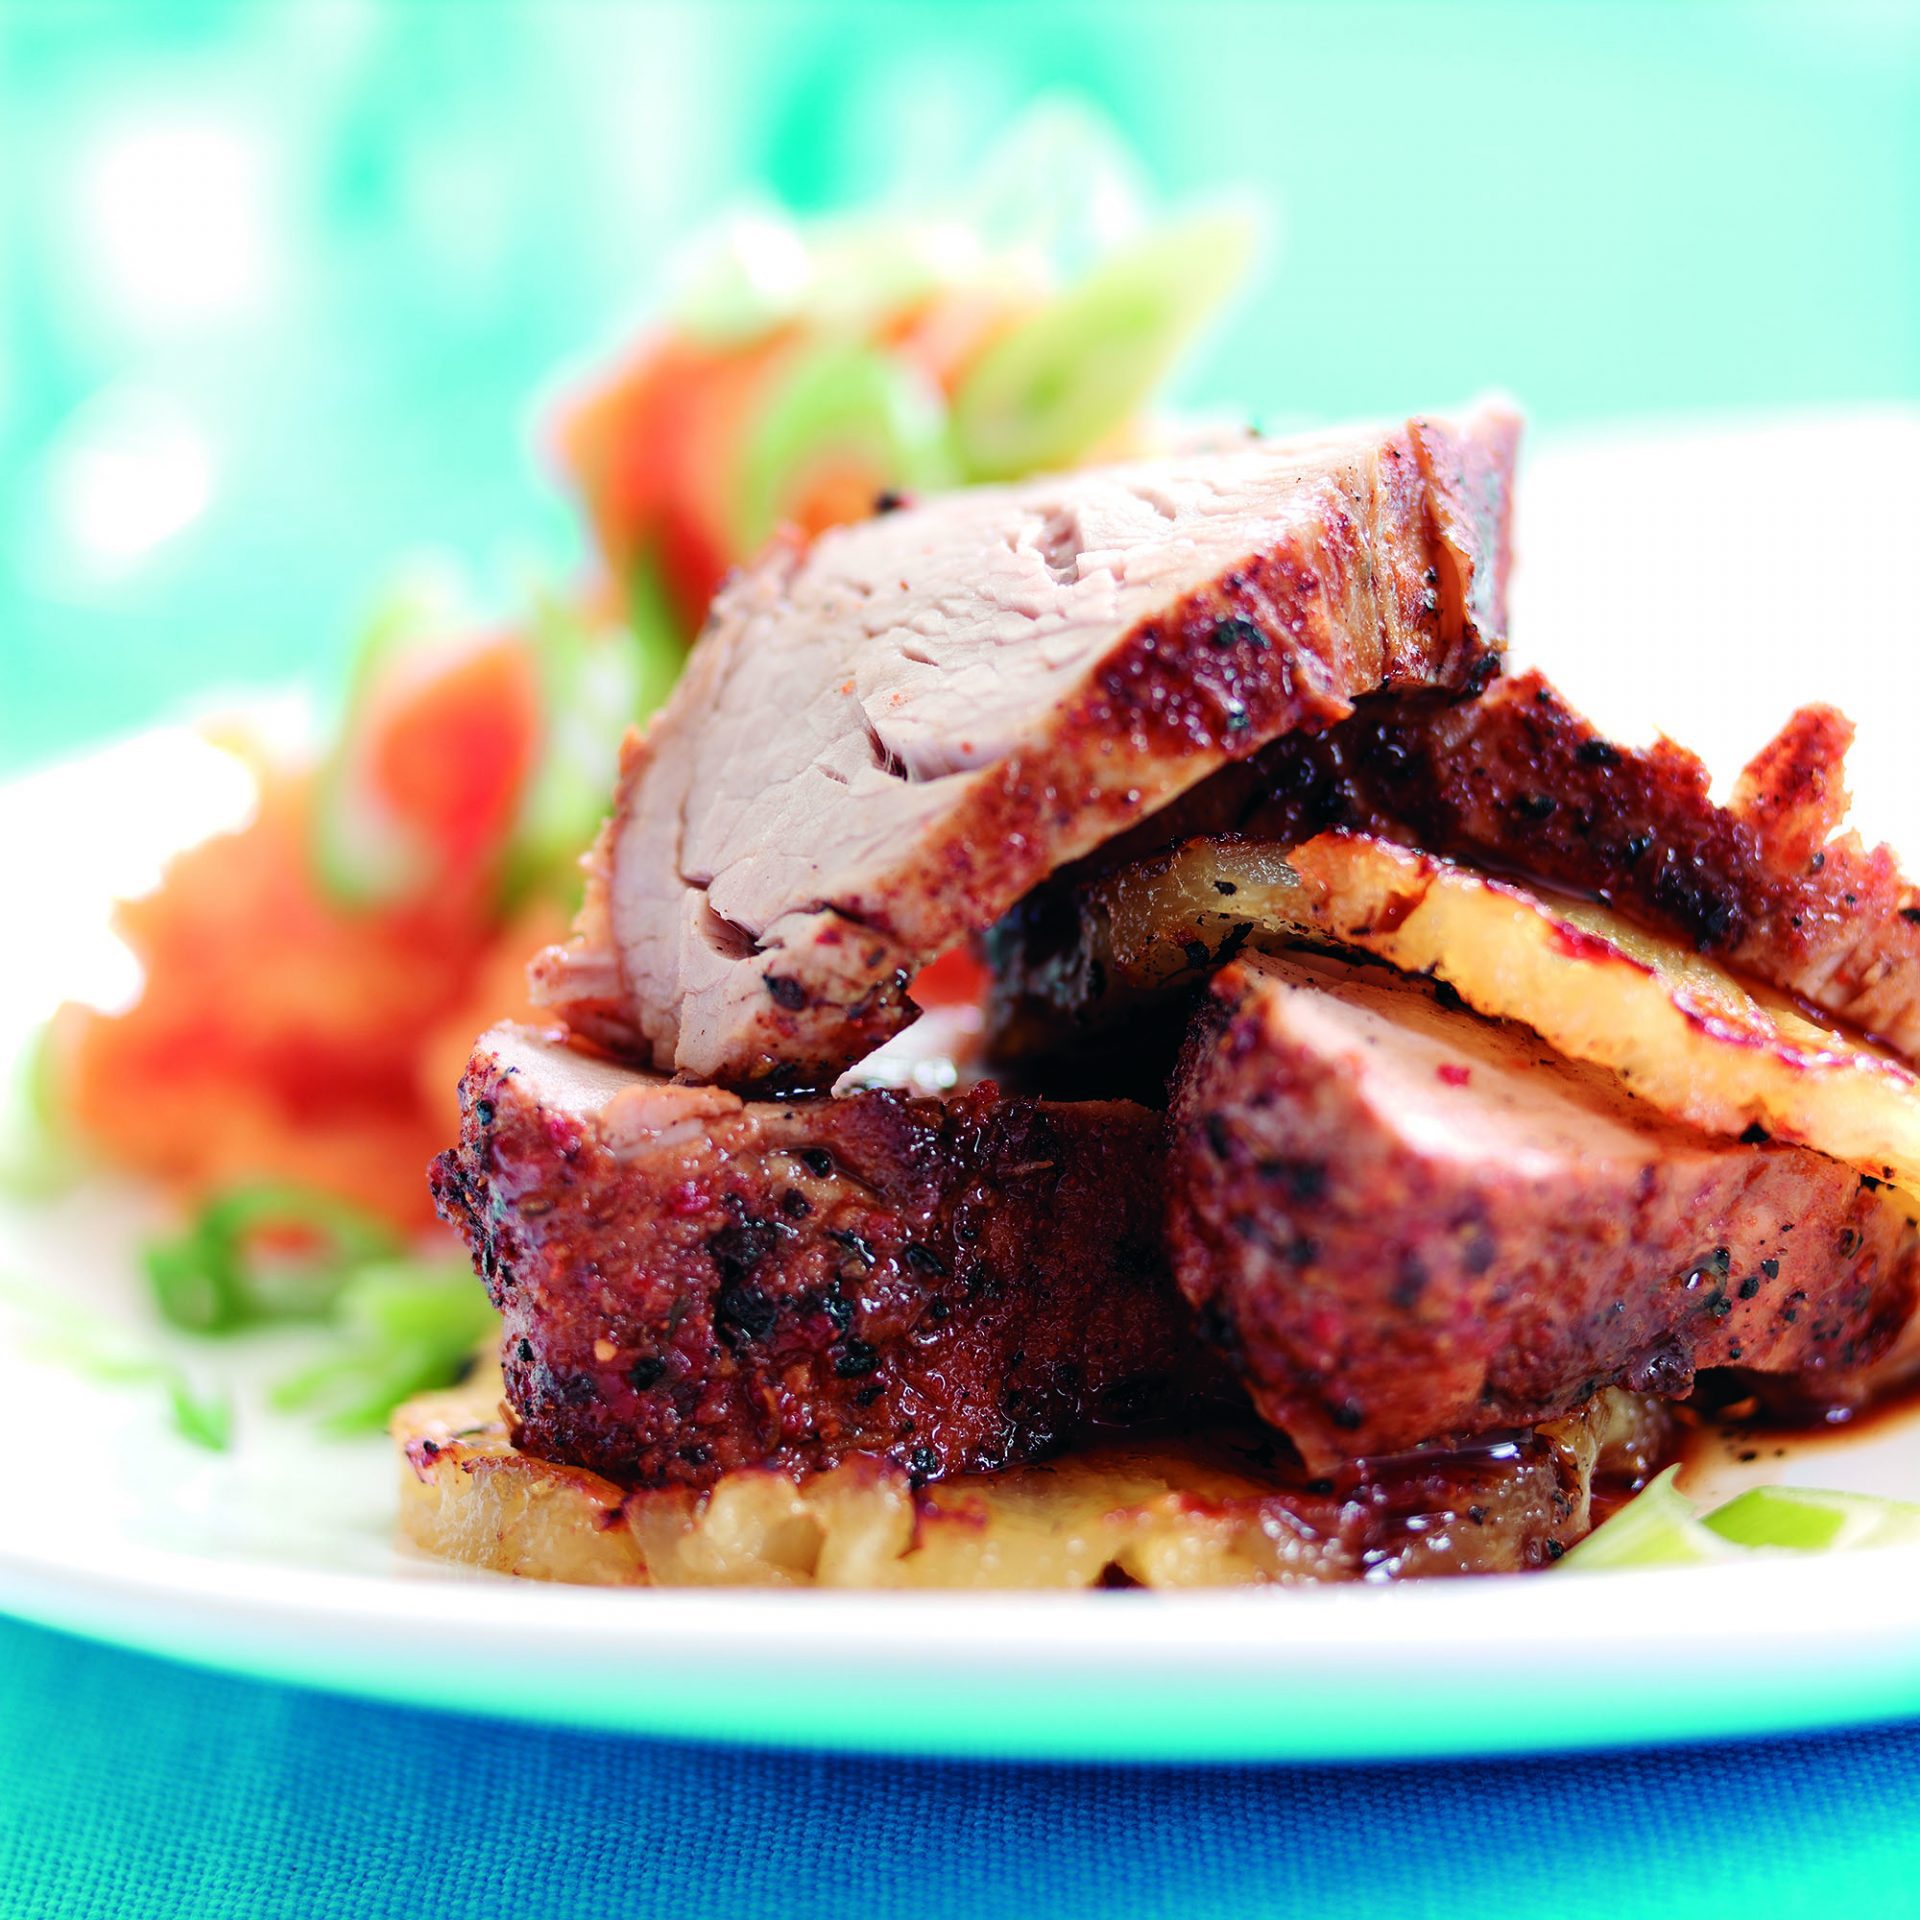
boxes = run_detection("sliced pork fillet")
[531,407,1520,1088]
[1167,952,1919,1470]
[430,1023,1225,1490]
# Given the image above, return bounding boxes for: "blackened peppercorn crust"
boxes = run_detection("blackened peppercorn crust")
[431,1024,1229,1490]
[993,668,1920,1067]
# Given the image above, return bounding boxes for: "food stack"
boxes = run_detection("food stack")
[409,405,1920,1587]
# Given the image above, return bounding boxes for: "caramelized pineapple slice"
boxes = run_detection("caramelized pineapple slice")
[1089,831,1920,1186]
[393,1366,1665,1589]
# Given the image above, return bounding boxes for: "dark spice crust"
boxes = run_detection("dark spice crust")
[1166,959,1920,1470]
[992,668,1920,1068]
[1261,670,1920,1056]
[430,1035,1229,1490]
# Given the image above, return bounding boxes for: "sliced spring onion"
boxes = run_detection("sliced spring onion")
[949,211,1254,482]
[308,585,452,909]
[502,572,689,908]
[164,1376,235,1451]
[143,1182,400,1334]
[15,1184,482,1446]
[800,217,972,335]
[732,341,955,552]
[134,1183,489,1438]
[671,209,969,349]
[269,1257,494,1434]
[1561,1467,1737,1570]
[1703,1483,1920,1554]
[0,1023,80,1201]
[501,592,645,908]
[309,736,429,909]
[1564,1465,1920,1570]
[669,210,815,347]
[624,554,689,716]
[962,100,1148,277]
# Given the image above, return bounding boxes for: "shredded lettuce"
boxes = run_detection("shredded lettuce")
[3,1282,232,1452]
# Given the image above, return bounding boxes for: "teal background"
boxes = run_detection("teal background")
[2,0,1916,773]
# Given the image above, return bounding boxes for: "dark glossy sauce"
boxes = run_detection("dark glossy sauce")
[1105,1413,1668,1580]
[1679,1363,1920,1478]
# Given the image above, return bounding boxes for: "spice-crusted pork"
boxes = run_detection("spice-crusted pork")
[990,670,1920,1065]
[531,407,1520,1089]
[430,1024,1224,1490]
[1167,952,1920,1469]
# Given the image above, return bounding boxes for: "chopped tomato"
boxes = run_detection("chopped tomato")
[54,766,565,1231]
[910,944,990,1011]
[559,330,802,630]
[780,453,898,541]
[556,332,678,573]
[558,284,1053,632]
[362,636,542,878]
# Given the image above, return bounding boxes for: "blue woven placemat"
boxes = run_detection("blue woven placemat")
[5,1613,1920,1920]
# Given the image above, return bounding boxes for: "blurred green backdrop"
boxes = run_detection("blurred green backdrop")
[2,0,1915,773]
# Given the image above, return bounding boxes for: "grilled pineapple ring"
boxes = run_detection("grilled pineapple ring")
[394,1366,1666,1589]
[1094,831,1920,1187]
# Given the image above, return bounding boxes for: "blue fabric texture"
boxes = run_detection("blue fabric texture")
[5,1615,1920,1920]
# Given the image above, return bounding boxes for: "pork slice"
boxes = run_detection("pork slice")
[994,669,1920,1064]
[531,407,1520,1087]
[430,1023,1224,1490]
[1167,952,1919,1470]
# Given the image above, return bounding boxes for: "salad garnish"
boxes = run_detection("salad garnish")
[19,109,1249,1454]
[1566,1465,1920,1569]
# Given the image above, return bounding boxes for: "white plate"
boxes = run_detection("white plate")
[4,414,1920,1763]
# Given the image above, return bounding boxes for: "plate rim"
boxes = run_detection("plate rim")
[6,1524,1920,1761]
[14,416,1920,1763]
